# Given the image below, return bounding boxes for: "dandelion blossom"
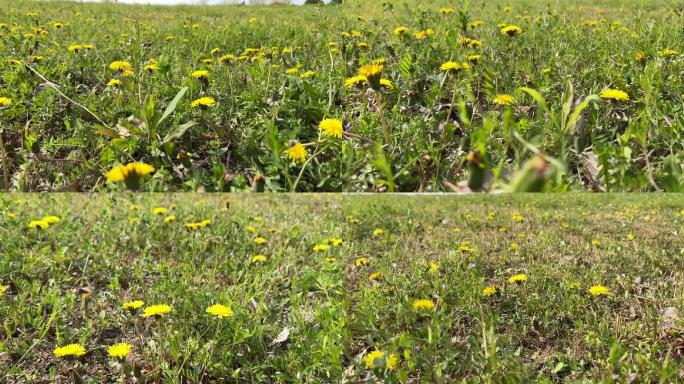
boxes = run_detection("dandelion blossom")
[493,94,515,105]
[251,254,267,263]
[284,142,309,163]
[42,216,60,224]
[500,25,522,36]
[394,26,409,35]
[106,162,155,190]
[28,220,49,229]
[658,49,678,58]
[53,344,86,358]
[589,285,611,296]
[413,299,436,311]
[190,96,216,109]
[355,257,369,267]
[206,304,234,318]
[109,61,134,76]
[0,97,11,107]
[344,75,368,89]
[482,286,497,297]
[313,244,330,252]
[600,89,629,101]
[107,343,131,360]
[364,350,385,368]
[440,61,469,72]
[122,300,144,310]
[0,285,9,296]
[191,70,209,79]
[373,228,385,236]
[142,304,172,318]
[508,274,528,284]
[319,118,343,139]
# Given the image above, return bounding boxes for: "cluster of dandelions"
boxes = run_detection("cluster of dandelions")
[53,301,234,361]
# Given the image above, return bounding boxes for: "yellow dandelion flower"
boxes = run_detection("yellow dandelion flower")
[379,78,394,90]
[355,257,369,266]
[284,142,309,163]
[219,54,236,63]
[107,343,131,359]
[440,61,466,72]
[68,44,83,52]
[142,304,172,318]
[600,89,629,101]
[122,300,144,310]
[253,237,267,244]
[206,304,234,318]
[482,286,497,297]
[313,244,330,252]
[369,272,381,280]
[0,285,9,296]
[658,49,678,58]
[508,274,528,284]
[53,344,86,358]
[41,216,60,224]
[365,350,385,368]
[319,118,343,139]
[414,29,434,40]
[359,63,383,79]
[164,215,176,223]
[500,25,522,36]
[28,220,49,229]
[467,55,481,63]
[440,7,455,14]
[191,96,216,109]
[107,79,122,87]
[246,225,257,234]
[251,254,267,263]
[153,207,168,215]
[493,94,515,105]
[144,63,159,72]
[324,238,343,247]
[300,71,316,79]
[109,61,134,76]
[0,97,12,107]
[588,285,611,296]
[106,162,155,190]
[344,75,369,89]
[394,26,409,35]
[191,70,209,79]
[413,299,436,311]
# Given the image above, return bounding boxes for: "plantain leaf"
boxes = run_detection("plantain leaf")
[566,95,599,134]
[158,86,188,127]
[161,121,196,145]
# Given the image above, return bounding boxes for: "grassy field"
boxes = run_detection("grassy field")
[1,194,683,382]
[0,0,681,192]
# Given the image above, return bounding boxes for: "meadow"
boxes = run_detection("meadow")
[1,194,683,382]
[0,0,681,192]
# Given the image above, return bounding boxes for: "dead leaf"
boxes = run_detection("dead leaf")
[271,327,289,345]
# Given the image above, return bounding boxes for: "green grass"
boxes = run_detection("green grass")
[0,0,682,192]
[1,194,683,382]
